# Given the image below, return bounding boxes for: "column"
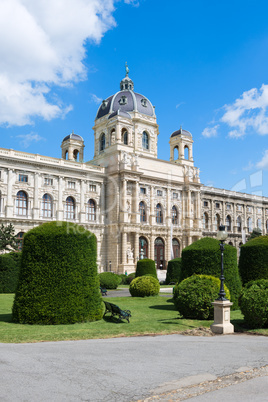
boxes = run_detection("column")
[210,198,214,231]
[166,188,171,226]
[134,181,139,223]
[150,235,155,261]
[150,186,155,225]
[116,124,120,142]
[57,176,64,220]
[233,203,237,233]
[80,180,85,223]
[134,232,139,262]
[33,172,39,219]
[6,169,14,218]
[100,183,105,224]
[122,232,127,265]
[222,201,226,227]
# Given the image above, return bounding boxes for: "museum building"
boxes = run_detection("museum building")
[0,70,268,273]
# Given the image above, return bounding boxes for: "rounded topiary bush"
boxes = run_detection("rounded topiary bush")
[99,272,121,289]
[173,274,231,320]
[125,272,136,284]
[135,259,157,278]
[239,236,268,285]
[181,237,242,309]
[166,258,182,284]
[239,280,268,328]
[0,251,21,293]
[12,221,103,324]
[129,275,160,297]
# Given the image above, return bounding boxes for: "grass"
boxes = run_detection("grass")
[0,294,267,343]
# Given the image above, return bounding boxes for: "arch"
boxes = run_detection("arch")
[154,237,165,269]
[99,133,105,152]
[203,212,209,230]
[257,218,262,230]
[139,236,148,259]
[65,150,68,160]
[156,203,163,224]
[228,241,233,246]
[237,215,242,233]
[73,149,79,161]
[16,190,28,216]
[42,193,53,218]
[87,199,96,221]
[173,146,179,160]
[215,213,221,231]
[122,129,128,145]
[65,196,75,220]
[16,231,25,251]
[142,131,149,150]
[226,215,231,232]
[247,217,252,232]
[139,201,146,223]
[184,145,189,160]
[172,205,178,225]
[172,238,180,258]
[110,128,115,145]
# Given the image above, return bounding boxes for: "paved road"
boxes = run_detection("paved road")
[1,334,267,401]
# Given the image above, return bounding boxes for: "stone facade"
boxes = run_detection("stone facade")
[0,71,268,273]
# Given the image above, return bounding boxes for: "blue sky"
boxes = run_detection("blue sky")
[1,0,268,196]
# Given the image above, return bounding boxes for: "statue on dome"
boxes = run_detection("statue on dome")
[125,62,129,76]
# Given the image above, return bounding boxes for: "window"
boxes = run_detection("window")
[119,95,127,105]
[257,208,262,214]
[87,199,96,221]
[156,203,163,224]
[89,184,96,192]
[142,131,149,150]
[139,201,146,223]
[65,196,75,219]
[16,191,27,216]
[16,232,25,251]
[68,181,75,189]
[44,178,53,186]
[204,201,208,207]
[157,190,162,196]
[122,130,128,145]
[247,217,252,232]
[19,174,28,183]
[226,215,231,232]
[173,192,178,199]
[237,205,242,211]
[203,212,209,230]
[257,218,262,229]
[237,216,242,233]
[226,204,231,210]
[247,206,252,213]
[42,194,53,218]
[215,202,220,209]
[172,206,178,225]
[99,133,105,152]
[140,187,146,195]
[215,214,221,231]
[141,98,147,107]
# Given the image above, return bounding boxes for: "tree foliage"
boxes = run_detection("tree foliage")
[0,223,18,252]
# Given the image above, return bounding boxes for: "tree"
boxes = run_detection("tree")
[0,223,18,252]
[248,227,262,241]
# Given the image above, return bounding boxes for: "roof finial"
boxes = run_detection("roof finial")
[125,62,129,77]
[180,125,182,133]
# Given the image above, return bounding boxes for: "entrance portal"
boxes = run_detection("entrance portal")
[154,237,165,269]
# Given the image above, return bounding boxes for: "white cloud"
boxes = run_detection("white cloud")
[175,102,185,109]
[16,132,46,148]
[91,94,102,104]
[257,150,268,169]
[201,124,219,138]
[0,0,118,126]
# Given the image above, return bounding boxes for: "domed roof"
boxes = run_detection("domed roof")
[171,127,192,138]
[62,132,84,142]
[96,67,155,120]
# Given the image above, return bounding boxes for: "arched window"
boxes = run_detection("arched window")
[203,212,209,230]
[99,133,105,152]
[156,203,163,224]
[73,149,79,161]
[172,238,180,259]
[154,237,165,269]
[87,199,96,221]
[184,146,189,160]
[42,194,52,218]
[110,129,115,145]
[16,191,27,216]
[139,236,148,259]
[65,150,68,160]
[65,196,75,220]
[172,205,178,225]
[122,130,128,145]
[173,146,179,160]
[257,218,262,230]
[139,201,146,223]
[16,231,25,250]
[237,216,242,233]
[226,215,231,232]
[142,131,149,150]
[247,217,252,232]
[228,241,233,246]
[215,213,221,231]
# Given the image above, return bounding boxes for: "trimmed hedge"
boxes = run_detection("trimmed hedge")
[239,235,268,285]
[239,279,268,328]
[12,221,103,324]
[125,272,136,284]
[99,272,121,289]
[166,258,182,284]
[129,275,160,297]
[173,274,231,320]
[0,252,21,293]
[135,259,157,278]
[181,237,242,309]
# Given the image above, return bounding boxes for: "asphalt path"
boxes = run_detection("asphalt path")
[1,334,267,401]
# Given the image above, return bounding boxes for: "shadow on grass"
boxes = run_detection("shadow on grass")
[0,313,13,323]
[102,315,129,324]
[149,304,176,311]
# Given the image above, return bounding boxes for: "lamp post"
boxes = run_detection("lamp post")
[216,224,228,300]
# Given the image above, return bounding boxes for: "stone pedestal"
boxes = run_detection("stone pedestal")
[210,300,234,334]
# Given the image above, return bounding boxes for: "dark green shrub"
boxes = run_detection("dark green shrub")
[125,272,135,284]
[129,275,160,297]
[181,237,242,309]
[173,274,231,320]
[12,221,103,324]
[135,259,157,278]
[118,274,128,285]
[99,272,121,289]
[239,236,268,285]
[166,258,182,284]
[239,280,268,328]
[0,252,21,293]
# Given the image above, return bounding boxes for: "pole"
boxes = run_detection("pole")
[217,241,226,300]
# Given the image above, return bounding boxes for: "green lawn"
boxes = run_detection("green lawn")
[0,294,266,343]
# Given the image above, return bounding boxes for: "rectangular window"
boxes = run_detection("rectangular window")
[157,190,162,196]
[140,187,146,195]
[89,184,96,192]
[204,201,208,207]
[215,202,220,209]
[19,174,28,183]
[173,192,178,199]
[226,204,231,210]
[68,181,75,189]
[247,206,252,213]
[237,205,242,211]
[257,208,262,214]
[44,178,53,186]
